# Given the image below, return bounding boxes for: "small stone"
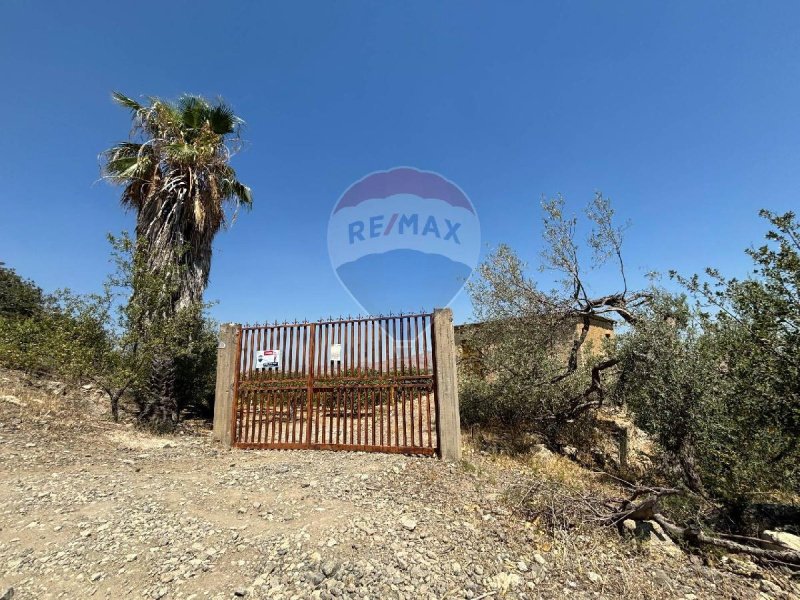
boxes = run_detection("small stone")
[400,517,417,531]
[622,519,637,532]
[321,561,339,577]
[125,553,138,562]
[90,572,102,582]
[233,589,246,597]
[517,561,528,573]
[533,553,547,566]
[587,571,602,583]
[762,530,800,552]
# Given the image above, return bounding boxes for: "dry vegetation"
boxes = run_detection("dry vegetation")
[1,368,798,599]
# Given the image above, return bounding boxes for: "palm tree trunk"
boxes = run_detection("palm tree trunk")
[137,355,179,431]
[133,202,212,429]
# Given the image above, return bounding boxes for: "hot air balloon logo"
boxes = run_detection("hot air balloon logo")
[327,167,480,316]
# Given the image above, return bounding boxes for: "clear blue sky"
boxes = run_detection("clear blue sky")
[1,1,798,325]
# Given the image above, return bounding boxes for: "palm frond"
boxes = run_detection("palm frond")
[208,102,237,135]
[178,95,210,131]
[102,142,154,181]
[165,142,199,163]
[111,92,143,112]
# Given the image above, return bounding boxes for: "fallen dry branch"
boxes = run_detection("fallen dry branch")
[651,515,800,566]
[604,485,800,566]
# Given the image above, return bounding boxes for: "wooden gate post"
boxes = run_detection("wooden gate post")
[432,308,461,461]
[213,323,239,448]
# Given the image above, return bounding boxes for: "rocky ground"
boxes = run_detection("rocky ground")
[1,368,797,599]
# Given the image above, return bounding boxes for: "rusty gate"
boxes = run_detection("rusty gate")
[230,313,439,455]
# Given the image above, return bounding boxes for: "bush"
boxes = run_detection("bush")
[460,195,639,447]
[0,264,45,318]
[614,211,800,513]
[0,237,220,425]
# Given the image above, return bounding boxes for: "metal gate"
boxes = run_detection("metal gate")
[230,313,438,455]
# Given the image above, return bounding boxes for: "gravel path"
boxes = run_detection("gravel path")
[0,378,795,599]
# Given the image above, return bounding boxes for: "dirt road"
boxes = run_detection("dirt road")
[0,376,792,599]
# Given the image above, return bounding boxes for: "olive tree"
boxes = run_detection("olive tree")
[461,193,648,441]
[615,210,799,509]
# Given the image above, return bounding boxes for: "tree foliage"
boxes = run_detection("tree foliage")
[0,236,218,423]
[615,210,800,509]
[461,194,640,441]
[0,263,45,318]
[101,92,252,310]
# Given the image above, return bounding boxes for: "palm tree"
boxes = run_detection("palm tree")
[101,92,252,428]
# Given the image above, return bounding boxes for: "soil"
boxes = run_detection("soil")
[0,368,797,599]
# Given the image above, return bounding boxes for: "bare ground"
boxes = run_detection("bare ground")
[0,369,797,600]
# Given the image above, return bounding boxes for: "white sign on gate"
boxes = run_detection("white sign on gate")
[330,343,342,362]
[256,349,280,369]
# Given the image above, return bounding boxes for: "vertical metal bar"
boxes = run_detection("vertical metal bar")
[409,389,415,447]
[242,328,251,380]
[245,389,253,443]
[386,383,391,446]
[277,386,284,443]
[378,319,384,376]
[280,326,288,378]
[399,317,406,375]
[320,389,327,444]
[293,326,300,443]
[329,388,335,444]
[254,327,261,383]
[348,320,354,377]
[423,316,433,447]
[356,320,363,377]
[316,323,322,377]
[306,323,316,448]
[369,319,376,376]
[415,316,423,446]
[294,325,301,378]
[393,384,400,447]
[335,387,341,445]
[341,320,347,375]
[336,322,342,377]
[270,388,277,445]
[401,386,408,448]
[299,325,307,441]
[392,319,397,375]
[342,386,353,445]
[356,386,362,445]
[379,387,384,446]
[363,320,368,376]
[256,389,264,444]
[371,388,376,446]
[323,323,329,377]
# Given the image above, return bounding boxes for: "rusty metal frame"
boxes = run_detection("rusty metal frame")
[230,313,438,456]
